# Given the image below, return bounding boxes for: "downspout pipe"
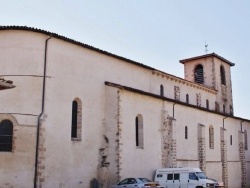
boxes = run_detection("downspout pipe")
[34,35,52,188]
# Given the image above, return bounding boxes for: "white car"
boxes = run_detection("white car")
[112,178,162,188]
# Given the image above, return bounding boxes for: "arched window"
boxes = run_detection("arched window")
[135,114,144,149]
[186,94,189,104]
[244,130,248,150]
[194,64,204,84]
[0,119,13,152]
[220,65,226,85]
[209,125,214,149]
[206,99,209,110]
[185,126,188,139]
[71,98,82,140]
[160,85,164,97]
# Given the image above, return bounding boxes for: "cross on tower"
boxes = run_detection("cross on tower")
[205,42,208,54]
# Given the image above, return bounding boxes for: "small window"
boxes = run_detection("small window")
[167,174,173,180]
[0,119,13,152]
[230,105,233,115]
[174,174,180,180]
[71,98,82,141]
[194,64,204,84]
[71,101,78,138]
[135,114,144,149]
[185,126,188,139]
[230,135,232,145]
[244,130,248,150]
[186,94,189,104]
[206,99,209,109]
[160,85,164,97]
[220,65,226,85]
[223,105,226,113]
[215,102,220,112]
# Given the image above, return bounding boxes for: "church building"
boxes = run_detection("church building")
[0,26,249,188]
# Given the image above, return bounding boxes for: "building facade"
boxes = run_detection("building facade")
[0,26,249,188]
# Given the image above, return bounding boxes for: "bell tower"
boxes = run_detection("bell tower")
[180,53,235,115]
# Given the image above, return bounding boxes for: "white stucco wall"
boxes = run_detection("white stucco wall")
[0,29,250,188]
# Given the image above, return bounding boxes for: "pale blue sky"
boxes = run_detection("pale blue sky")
[1,0,250,119]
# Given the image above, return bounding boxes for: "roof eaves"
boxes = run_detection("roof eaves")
[0,26,156,71]
[179,53,235,66]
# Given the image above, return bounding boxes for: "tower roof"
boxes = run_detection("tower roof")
[179,53,235,66]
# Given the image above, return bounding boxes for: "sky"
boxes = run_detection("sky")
[1,0,250,119]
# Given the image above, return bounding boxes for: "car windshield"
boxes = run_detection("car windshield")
[139,178,151,183]
[196,172,206,179]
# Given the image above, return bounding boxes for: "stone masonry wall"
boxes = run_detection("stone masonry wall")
[198,124,206,173]
[115,90,122,182]
[238,131,247,188]
[220,127,228,188]
[161,108,177,168]
[37,116,47,188]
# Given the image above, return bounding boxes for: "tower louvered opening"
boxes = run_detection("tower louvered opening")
[194,64,204,84]
[220,65,226,85]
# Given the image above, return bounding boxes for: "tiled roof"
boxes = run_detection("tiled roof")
[0,26,219,92]
[0,26,156,70]
[179,53,235,66]
[105,81,250,123]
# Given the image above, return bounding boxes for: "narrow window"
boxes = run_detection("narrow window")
[135,114,144,149]
[71,101,78,138]
[230,135,232,145]
[220,65,226,85]
[244,130,248,150]
[223,104,226,113]
[230,105,233,115]
[206,99,209,109]
[185,126,188,139]
[194,64,204,84]
[71,98,82,140]
[215,102,220,112]
[135,117,139,146]
[186,94,189,104]
[0,120,13,152]
[209,125,214,149]
[160,85,164,97]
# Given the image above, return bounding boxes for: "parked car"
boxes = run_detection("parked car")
[111,177,163,188]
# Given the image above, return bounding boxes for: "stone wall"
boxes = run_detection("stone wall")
[220,128,228,188]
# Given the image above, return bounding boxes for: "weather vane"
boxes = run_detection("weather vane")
[205,42,208,54]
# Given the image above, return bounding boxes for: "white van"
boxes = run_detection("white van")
[154,167,223,188]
